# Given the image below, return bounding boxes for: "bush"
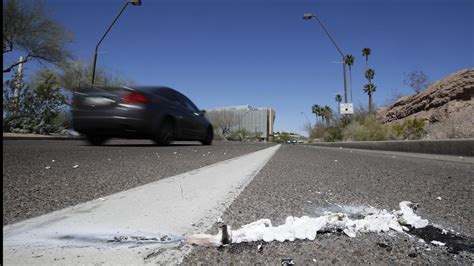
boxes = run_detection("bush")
[3,114,66,135]
[310,124,327,141]
[342,115,389,141]
[391,118,426,140]
[324,126,343,142]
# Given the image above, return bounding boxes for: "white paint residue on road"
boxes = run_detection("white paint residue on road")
[187,201,428,246]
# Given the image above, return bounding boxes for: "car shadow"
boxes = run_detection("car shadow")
[79,142,204,147]
[102,143,203,147]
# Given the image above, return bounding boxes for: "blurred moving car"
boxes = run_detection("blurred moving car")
[72,86,213,146]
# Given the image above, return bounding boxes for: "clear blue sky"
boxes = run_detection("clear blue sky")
[5,0,473,136]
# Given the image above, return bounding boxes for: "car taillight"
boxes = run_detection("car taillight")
[121,91,148,104]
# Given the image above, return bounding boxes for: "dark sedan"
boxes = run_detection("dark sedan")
[72,86,213,146]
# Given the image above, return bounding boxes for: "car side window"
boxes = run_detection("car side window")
[155,89,178,103]
[184,99,199,113]
[175,92,199,114]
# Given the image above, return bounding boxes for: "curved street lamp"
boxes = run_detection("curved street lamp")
[300,112,311,129]
[304,12,348,103]
[91,0,142,86]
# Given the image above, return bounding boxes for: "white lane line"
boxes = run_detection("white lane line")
[3,144,280,265]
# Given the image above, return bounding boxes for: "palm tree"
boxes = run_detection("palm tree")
[344,54,355,102]
[311,104,321,125]
[365,68,375,82]
[363,83,377,113]
[321,105,333,126]
[335,94,342,115]
[362,48,371,71]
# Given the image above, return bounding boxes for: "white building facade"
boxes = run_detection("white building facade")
[207,105,276,141]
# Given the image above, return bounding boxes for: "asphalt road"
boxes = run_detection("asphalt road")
[3,140,473,264]
[182,145,473,264]
[2,139,272,225]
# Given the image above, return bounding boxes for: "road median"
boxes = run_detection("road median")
[305,139,473,156]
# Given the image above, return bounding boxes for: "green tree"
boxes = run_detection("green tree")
[30,69,67,125]
[3,0,73,73]
[3,65,26,117]
[335,94,342,115]
[365,68,375,83]
[363,83,377,113]
[344,54,355,102]
[362,48,371,71]
[311,104,321,125]
[278,132,292,143]
[58,60,133,90]
[321,105,333,126]
[3,68,69,134]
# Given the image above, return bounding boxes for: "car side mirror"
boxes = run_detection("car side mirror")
[199,110,206,116]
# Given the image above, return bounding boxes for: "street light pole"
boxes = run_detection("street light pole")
[304,12,348,103]
[301,112,311,128]
[91,0,142,86]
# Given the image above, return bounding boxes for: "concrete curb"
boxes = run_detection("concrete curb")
[305,139,474,157]
[3,134,84,141]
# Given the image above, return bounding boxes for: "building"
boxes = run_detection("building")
[272,131,307,143]
[206,104,276,141]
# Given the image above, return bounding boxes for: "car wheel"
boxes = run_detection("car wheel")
[86,135,108,146]
[201,127,213,145]
[154,119,174,146]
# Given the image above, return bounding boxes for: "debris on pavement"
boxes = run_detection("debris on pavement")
[187,201,428,247]
[186,224,231,247]
[72,165,79,169]
[395,201,428,228]
[45,166,51,169]
[431,240,446,246]
[436,197,442,200]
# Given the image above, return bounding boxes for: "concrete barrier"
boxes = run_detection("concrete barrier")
[306,139,474,157]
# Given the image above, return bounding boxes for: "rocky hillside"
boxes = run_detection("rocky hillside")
[379,68,474,125]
